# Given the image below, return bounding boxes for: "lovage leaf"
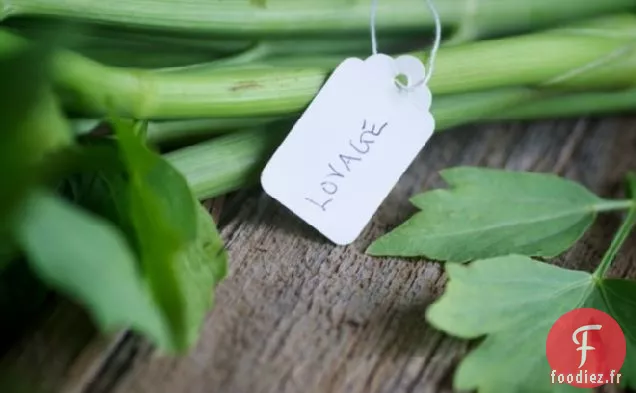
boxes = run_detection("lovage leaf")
[586,279,636,388]
[367,167,621,262]
[426,255,636,393]
[14,189,170,347]
[67,119,228,352]
[0,40,73,272]
[112,118,197,351]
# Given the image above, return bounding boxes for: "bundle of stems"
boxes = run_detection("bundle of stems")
[3,12,634,119]
[15,12,628,201]
[3,10,635,200]
[2,0,636,357]
[3,0,633,38]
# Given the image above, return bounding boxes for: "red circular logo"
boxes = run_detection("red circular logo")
[546,308,626,388]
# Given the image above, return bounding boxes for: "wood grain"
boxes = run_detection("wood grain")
[3,118,636,393]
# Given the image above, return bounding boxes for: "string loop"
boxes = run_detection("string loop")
[370,0,442,89]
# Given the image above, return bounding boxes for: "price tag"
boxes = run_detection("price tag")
[261,54,435,245]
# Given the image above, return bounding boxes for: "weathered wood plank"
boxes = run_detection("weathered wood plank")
[82,118,636,393]
[0,299,97,391]
[2,118,635,393]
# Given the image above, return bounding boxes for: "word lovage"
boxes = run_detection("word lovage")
[305,119,388,212]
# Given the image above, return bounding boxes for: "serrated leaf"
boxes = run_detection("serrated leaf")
[367,167,617,262]
[426,255,636,393]
[14,189,170,347]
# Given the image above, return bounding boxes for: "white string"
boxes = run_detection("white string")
[370,0,442,88]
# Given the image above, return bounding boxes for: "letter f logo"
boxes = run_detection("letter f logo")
[573,325,602,368]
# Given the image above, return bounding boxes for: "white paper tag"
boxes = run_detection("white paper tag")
[261,54,435,245]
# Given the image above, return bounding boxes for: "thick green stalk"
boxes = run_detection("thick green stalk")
[7,15,632,119]
[5,21,243,68]
[12,19,422,69]
[5,20,254,52]
[2,0,633,39]
[146,117,279,145]
[496,88,636,120]
[73,47,221,69]
[432,89,540,130]
[165,126,287,199]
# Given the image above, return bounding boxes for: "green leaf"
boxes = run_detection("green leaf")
[66,174,228,352]
[66,119,228,352]
[14,189,170,347]
[367,167,627,262]
[0,239,18,272]
[426,255,636,393]
[112,118,197,242]
[587,279,636,388]
[176,203,228,347]
[110,118,198,351]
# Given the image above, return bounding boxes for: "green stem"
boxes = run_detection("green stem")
[178,43,272,71]
[593,173,636,278]
[6,19,254,52]
[494,87,636,120]
[593,207,636,279]
[147,83,636,146]
[594,199,635,213]
[76,47,221,69]
[146,117,279,145]
[3,0,633,38]
[143,88,536,144]
[434,88,540,130]
[158,35,422,73]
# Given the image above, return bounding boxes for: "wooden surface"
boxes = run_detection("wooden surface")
[2,118,636,393]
